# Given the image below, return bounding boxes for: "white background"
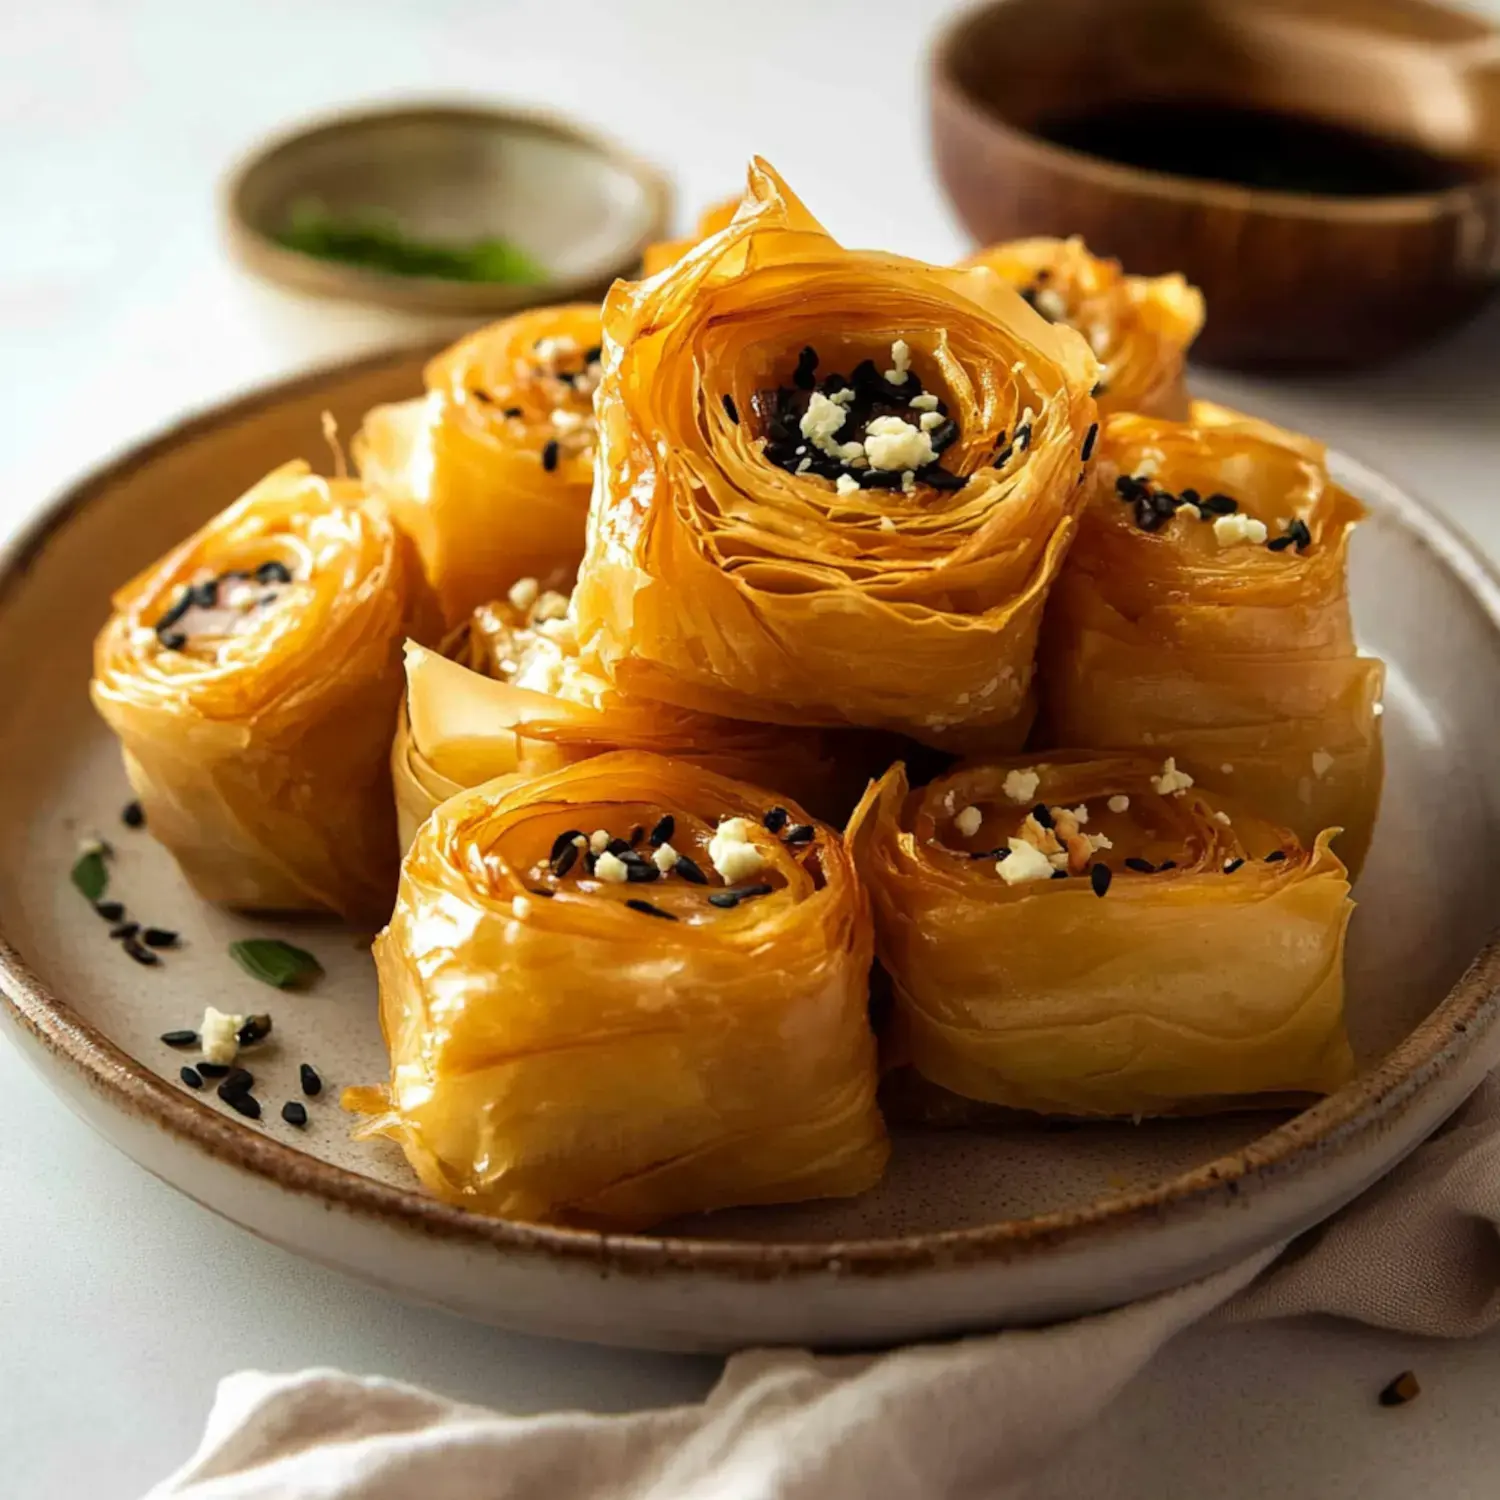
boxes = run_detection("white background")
[3,2,1500,1495]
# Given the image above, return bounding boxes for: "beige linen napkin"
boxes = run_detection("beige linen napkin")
[144,1078,1500,1500]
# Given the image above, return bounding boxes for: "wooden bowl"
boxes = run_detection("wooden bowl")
[930,0,1500,370]
[224,101,672,318]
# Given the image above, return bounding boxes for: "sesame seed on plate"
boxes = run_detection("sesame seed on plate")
[179,1066,203,1090]
[299,1063,323,1097]
[160,1029,197,1048]
[626,898,677,920]
[281,1101,309,1128]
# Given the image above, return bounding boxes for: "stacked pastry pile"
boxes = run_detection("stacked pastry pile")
[92,160,1383,1229]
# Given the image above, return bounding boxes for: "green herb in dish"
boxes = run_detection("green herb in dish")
[229,937,324,990]
[274,202,546,285]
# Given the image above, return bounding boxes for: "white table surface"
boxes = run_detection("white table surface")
[3,2,1500,1495]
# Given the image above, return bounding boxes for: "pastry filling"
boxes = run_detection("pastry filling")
[469,334,602,463]
[1114,472,1312,552]
[750,341,968,497]
[150,562,297,651]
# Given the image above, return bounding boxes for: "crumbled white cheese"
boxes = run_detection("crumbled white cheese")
[532,591,569,623]
[1066,804,1090,826]
[900,469,917,495]
[954,805,983,838]
[1035,287,1069,322]
[589,829,611,853]
[1003,768,1041,804]
[1178,503,1202,522]
[1213,513,1269,548]
[1213,811,1233,826]
[708,817,768,884]
[507,576,539,611]
[652,843,680,873]
[918,410,944,432]
[200,1007,244,1067]
[536,616,576,648]
[1312,749,1334,778]
[998,838,1056,885]
[884,339,911,385]
[1086,833,1114,854]
[1107,794,1131,814]
[835,474,861,497]
[77,835,109,859]
[801,391,849,449]
[594,850,629,884]
[909,392,940,412]
[552,409,589,432]
[511,895,533,918]
[1151,758,1195,796]
[864,416,936,472]
[533,335,578,363]
[830,387,856,407]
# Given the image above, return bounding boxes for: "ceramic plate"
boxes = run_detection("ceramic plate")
[2,347,1498,1353]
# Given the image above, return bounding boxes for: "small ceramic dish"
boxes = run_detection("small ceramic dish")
[929,0,1500,370]
[224,101,673,317]
[2,348,1500,1352]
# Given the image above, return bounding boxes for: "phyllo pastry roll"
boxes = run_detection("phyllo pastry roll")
[848,754,1356,1118]
[353,752,888,1228]
[91,461,432,923]
[965,237,1204,419]
[573,157,1101,751]
[1040,403,1384,874]
[355,303,602,627]
[391,585,844,850]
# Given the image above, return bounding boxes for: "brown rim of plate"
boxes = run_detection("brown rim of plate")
[3,343,1500,1280]
[929,0,1500,223]
[221,100,674,314]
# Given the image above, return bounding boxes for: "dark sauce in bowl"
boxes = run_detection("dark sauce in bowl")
[1034,100,1480,198]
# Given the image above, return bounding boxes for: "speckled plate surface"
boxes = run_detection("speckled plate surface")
[2,346,1499,1352]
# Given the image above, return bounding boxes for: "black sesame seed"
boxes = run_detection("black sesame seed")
[1267,534,1296,552]
[281,1100,309,1127]
[179,1066,203,1089]
[1090,863,1112,897]
[1091,381,1106,398]
[160,1029,198,1048]
[153,590,193,632]
[1015,423,1033,451]
[526,886,555,898]
[626,898,677,920]
[218,1067,254,1099]
[110,922,140,941]
[236,1014,272,1046]
[1224,858,1245,874]
[223,1091,262,1121]
[93,899,124,921]
[1158,860,1177,871]
[1050,868,1070,879]
[1116,474,1149,502]
[1265,850,1287,863]
[625,862,662,883]
[784,823,815,845]
[1152,491,1179,517]
[158,629,187,651]
[649,815,675,846]
[731,883,773,902]
[1133,498,1167,532]
[673,855,708,885]
[541,439,560,472]
[928,420,958,453]
[121,800,145,829]
[255,560,292,586]
[1124,857,1157,874]
[1031,803,1055,830]
[299,1063,322,1097]
[993,445,1014,468]
[1289,518,1313,551]
[858,468,904,490]
[550,842,579,879]
[1081,423,1099,461]
[1199,492,1238,516]
[188,579,219,608]
[582,345,602,364]
[550,830,582,862]
[122,938,160,966]
[708,890,743,909]
[197,1062,230,1079]
[793,346,819,390]
[142,927,178,948]
[499,405,521,417]
[722,393,739,424]
[605,836,633,857]
[919,464,967,493]
[628,825,645,848]
[1179,488,1201,506]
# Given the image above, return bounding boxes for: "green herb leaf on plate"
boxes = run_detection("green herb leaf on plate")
[71,849,109,903]
[229,938,323,990]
